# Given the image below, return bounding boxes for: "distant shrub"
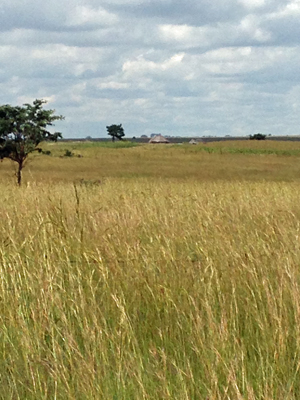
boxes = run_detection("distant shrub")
[64,149,74,157]
[42,150,51,156]
[250,133,267,140]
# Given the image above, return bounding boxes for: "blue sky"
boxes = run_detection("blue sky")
[1,0,300,138]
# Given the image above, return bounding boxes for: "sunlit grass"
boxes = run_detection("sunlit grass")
[181,140,300,156]
[1,141,300,398]
[1,140,300,184]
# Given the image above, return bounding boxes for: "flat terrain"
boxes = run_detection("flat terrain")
[1,140,300,399]
[2,139,300,183]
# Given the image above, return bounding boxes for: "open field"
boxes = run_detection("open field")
[1,141,300,399]
[2,139,300,184]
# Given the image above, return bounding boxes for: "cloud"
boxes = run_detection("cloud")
[0,0,300,138]
[102,0,246,26]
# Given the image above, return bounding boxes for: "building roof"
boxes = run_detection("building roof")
[148,134,170,143]
[189,139,198,144]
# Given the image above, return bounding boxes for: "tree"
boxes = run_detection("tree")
[106,124,125,142]
[0,99,63,185]
[249,133,266,140]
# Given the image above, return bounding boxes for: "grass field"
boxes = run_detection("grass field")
[1,140,300,399]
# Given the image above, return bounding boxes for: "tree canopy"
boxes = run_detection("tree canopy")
[0,99,63,185]
[106,124,125,142]
[250,133,266,140]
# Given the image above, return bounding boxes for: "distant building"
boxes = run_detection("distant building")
[149,134,170,144]
[189,139,198,145]
[189,138,203,144]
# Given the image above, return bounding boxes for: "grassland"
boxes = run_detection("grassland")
[1,140,300,399]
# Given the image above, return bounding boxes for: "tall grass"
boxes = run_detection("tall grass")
[1,142,300,398]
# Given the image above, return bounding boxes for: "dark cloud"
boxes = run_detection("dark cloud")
[263,16,300,45]
[0,1,117,32]
[103,0,246,26]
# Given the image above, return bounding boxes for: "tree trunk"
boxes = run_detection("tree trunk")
[17,162,22,186]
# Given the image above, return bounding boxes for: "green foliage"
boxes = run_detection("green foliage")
[0,99,63,184]
[250,133,267,140]
[64,149,74,157]
[41,150,51,156]
[106,123,125,142]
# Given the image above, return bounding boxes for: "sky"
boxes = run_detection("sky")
[1,0,300,138]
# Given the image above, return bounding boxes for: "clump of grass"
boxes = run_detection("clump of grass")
[1,179,300,398]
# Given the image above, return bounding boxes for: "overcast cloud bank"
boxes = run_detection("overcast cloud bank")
[1,0,300,137]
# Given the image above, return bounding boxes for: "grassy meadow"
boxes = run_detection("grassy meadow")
[1,140,300,399]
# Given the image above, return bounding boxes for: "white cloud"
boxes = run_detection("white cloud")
[238,0,266,9]
[239,15,272,42]
[159,24,212,47]
[67,5,118,27]
[275,0,300,16]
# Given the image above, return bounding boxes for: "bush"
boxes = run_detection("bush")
[64,149,74,157]
[42,150,52,156]
[250,133,267,140]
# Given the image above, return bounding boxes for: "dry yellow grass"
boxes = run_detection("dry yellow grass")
[1,140,300,184]
[1,141,300,398]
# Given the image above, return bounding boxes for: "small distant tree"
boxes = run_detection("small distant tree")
[106,124,125,142]
[0,99,63,185]
[250,133,266,140]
